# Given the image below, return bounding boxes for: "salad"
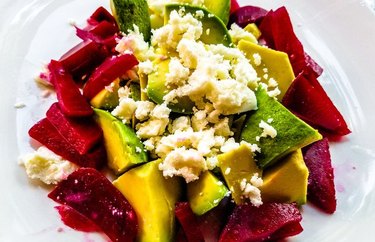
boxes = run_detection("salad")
[20,0,351,241]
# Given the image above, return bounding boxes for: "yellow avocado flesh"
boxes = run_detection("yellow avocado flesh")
[238,40,295,100]
[217,144,262,205]
[90,79,120,110]
[93,109,148,174]
[260,149,309,205]
[113,160,182,242]
[244,23,261,40]
[187,171,229,215]
[203,0,231,25]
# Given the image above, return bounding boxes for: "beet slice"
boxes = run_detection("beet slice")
[48,60,93,117]
[55,205,101,233]
[88,6,118,27]
[230,0,240,15]
[29,118,105,169]
[83,54,138,100]
[229,5,268,28]
[48,168,138,242]
[46,102,102,155]
[303,138,336,214]
[175,202,204,242]
[219,203,303,242]
[282,70,350,137]
[59,40,110,84]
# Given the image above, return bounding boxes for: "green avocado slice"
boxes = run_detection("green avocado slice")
[165,4,232,46]
[240,87,322,168]
[93,108,148,174]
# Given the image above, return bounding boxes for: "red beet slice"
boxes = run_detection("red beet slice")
[303,138,336,214]
[88,6,118,27]
[229,5,268,28]
[29,118,106,169]
[282,70,351,137]
[219,203,303,242]
[59,41,110,83]
[230,0,240,15]
[48,168,138,242]
[83,54,138,100]
[175,202,204,242]
[46,102,102,155]
[55,205,101,233]
[48,60,93,117]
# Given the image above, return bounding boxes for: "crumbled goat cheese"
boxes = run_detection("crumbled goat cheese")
[159,147,207,183]
[224,167,231,175]
[21,146,78,184]
[259,120,277,139]
[14,102,26,109]
[138,60,155,74]
[240,173,263,207]
[253,53,262,66]
[268,77,278,88]
[111,87,137,124]
[229,23,258,45]
[165,57,190,86]
[135,101,155,121]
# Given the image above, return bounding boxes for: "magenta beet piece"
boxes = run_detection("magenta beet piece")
[56,205,101,232]
[229,5,268,28]
[282,70,351,137]
[175,202,204,242]
[29,118,106,169]
[88,6,118,27]
[230,0,240,15]
[219,203,303,242]
[83,54,138,100]
[303,138,336,214]
[48,168,138,242]
[305,53,323,77]
[48,60,93,117]
[46,102,102,155]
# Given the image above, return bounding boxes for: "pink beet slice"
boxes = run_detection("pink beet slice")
[219,203,303,242]
[175,202,204,242]
[59,40,109,83]
[29,118,106,169]
[48,168,138,242]
[282,70,351,137]
[48,60,93,117]
[229,5,268,28]
[230,0,240,15]
[83,54,138,100]
[55,205,101,233]
[46,102,102,155]
[88,6,118,27]
[303,138,336,214]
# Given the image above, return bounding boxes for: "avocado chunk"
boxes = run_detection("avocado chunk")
[90,79,120,110]
[113,160,182,242]
[110,0,151,41]
[147,58,195,113]
[240,87,322,168]
[244,23,261,39]
[217,144,262,205]
[260,149,309,205]
[203,0,231,25]
[187,171,229,215]
[238,40,295,100]
[93,108,148,174]
[165,4,232,46]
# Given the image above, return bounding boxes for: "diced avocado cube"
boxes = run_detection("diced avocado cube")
[240,87,322,168]
[113,160,182,242]
[187,171,229,215]
[90,79,120,110]
[93,108,148,174]
[260,149,309,205]
[218,144,262,205]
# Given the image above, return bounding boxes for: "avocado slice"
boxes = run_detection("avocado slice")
[147,58,195,113]
[90,79,120,110]
[217,144,262,205]
[93,108,148,174]
[238,40,295,100]
[244,23,261,39]
[110,0,151,41]
[187,171,229,215]
[165,4,232,47]
[260,149,309,205]
[113,159,182,242]
[240,87,322,168]
[203,0,231,25]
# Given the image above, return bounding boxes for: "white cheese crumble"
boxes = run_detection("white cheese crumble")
[21,146,78,185]
[259,120,277,139]
[111,86,137,124]
[253,53,262,66]
[14,102,26,109]
[240,173,263,207]
[229,23,258,45]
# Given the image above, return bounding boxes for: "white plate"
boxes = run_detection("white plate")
[1,0,375,241]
